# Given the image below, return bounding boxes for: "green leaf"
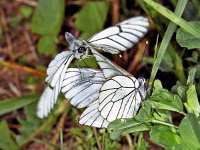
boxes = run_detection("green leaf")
[75,1,109,39]
[31,0,65,36]
[108,118,149,140]
[0,95,38,116]
[153,109,172,123]
[185,85,200,115]
[108,104,151,140]
[20,5,32,18]
[174,114,200,149]
[187,67,196,86]
[150,125,180,149]
[176,21,200,49]
[0,121,19,150]
[171,81,187,101]
[152,79,163,91]
[37,36,56,55]
[148,89,184,113]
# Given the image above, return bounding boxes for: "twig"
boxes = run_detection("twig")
[0,61,46,77]
[51,112,68,150]
[112,0,119,24]
[112,0,121,65]
[23,26,39,61]
[0,8,15,61]
[101,129,106,150]
[16,0,37,7]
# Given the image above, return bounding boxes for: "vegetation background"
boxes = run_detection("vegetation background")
[0,0,200,149]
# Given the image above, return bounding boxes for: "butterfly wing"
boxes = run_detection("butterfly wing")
[61,68,105,108]
[79,100,109,128]
[90,47,146,123]
[88,16,149,54]
[98,76,143,122]
[45,51,74,87]
[37,68,105,118]
[89,47,131,79]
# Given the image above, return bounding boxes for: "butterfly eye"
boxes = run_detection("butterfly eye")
[78,46,86,53]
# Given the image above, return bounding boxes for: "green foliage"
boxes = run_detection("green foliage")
[0,121,19,150]
[20,5,32,18]
[150,125,181,149]
[37,36,56,55]
[108,69,200,148]
[31,0,65,54]
[176,21,200,49]
[147,89,184,113]
[17,101,43,145]
[1,0,200,149]
[174,114,200,149]
[0,95,38,116]
[75,1,109,39]
[31,0,64,36]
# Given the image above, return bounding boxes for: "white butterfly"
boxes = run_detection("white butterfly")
[37,68,105,118]
[37,16,149,120]
[79,47,147,128]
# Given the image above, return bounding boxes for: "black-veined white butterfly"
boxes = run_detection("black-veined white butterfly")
[37,68,105,118]
[78,47,147,128]
[37,16,149,121]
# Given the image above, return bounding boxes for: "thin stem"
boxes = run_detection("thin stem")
[151,119,178,128]
[59,128,63,150]
[126,134,133,150]
[93,127,101,150]
[136,133,144,150]
[101,129,106,150]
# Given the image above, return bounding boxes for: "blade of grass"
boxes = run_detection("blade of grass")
[60,128,63,150]
[143,0,200,38]
[0,95,38,116]
[149,0,188,84]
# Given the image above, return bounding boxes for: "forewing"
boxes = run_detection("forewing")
[88,16,149,54]
[79,101,109,128]
[90,48,131,79]
[45,51,74,88]
[99,76,142,122]
[61,68,105,108]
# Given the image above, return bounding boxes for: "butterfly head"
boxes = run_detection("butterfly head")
[138,77,147,100]
[65,32,89,59]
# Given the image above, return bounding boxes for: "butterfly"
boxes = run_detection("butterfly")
[78,47,147,128]
[37,16,149,120]
[37,68,105,118]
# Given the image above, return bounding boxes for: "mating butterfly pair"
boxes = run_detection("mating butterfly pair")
[37,16,149,128]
